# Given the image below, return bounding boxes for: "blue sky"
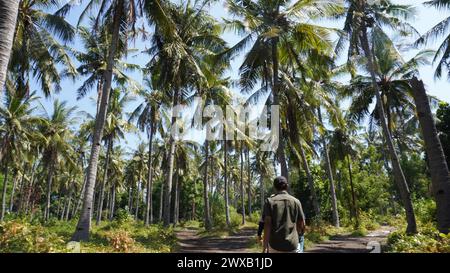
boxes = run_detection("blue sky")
[33,0,450,152]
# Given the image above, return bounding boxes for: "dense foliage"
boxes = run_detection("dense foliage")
[0,0,450,252]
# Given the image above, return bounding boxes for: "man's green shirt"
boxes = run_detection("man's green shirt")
[263,191,305,251]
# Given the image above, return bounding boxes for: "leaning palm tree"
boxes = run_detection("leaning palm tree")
[342,47,434,150]
[0,0,20,90]
[70,0,141,241]
[96,88,134,225]
[338,0,418,233]
[413,0,450,234]
[410,77,450,234]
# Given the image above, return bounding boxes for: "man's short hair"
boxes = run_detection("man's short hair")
[273,176,288,191]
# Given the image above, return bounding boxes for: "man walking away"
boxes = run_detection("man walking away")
[263,176,305,253]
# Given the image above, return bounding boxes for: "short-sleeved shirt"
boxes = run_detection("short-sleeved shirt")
[263,191,305,251]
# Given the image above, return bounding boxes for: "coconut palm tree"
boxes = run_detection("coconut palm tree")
[338,0,418,233]
[410,77,450,234]
[223,0,342,181]
[129,79,163,225]
[415,0,450,79]
[329,126,360,226]
[96,88,134,225]
[0,0,20,90]
[40,100,78,221]
[0,87,44,221]
[9,0,76,97]
[342,47,434,149]
[74,23,139,110]
[147,1,228,227]
[70,0,141,241]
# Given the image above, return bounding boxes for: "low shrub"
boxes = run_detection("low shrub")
[104,230,135,252]
[0,220,64,253]
[386,223,450,253]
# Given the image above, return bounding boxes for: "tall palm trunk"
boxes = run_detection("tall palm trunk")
[9,172,18,212]
[271,39,288,180]
[317,108,339,227]
[224,140,230,226]
[75,159,87,215]
[191,178,196,220]
[172,166,179,225]
[72,1,123,241]
[202,140,212,230]
[135,176,141,220]
[360,29,417,234]
[65,183,73,221]
[159,181,163,222]
[0,0,20,90]
[1,162,9,221]
[298,143,320,217]
[45,161,55,222]
[240,142,246,225]
[410,77,450,234]
[109,183,116,220]
[246,147,252,216]
[25,161,37,215]
[163,90,179,227]
[145,125,155,226]
[260,173,264,212]
[96,139,112,225]
[347,155,358,226]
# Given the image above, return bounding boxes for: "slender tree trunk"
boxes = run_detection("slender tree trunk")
[1,163,9,221]
[17,172,26,213]
[0,0,20,91]
[45,162,55,222]
[135,178,140,220]
[159,181,163,222]
[202,141,212,230]
[25,162,37,215]
[72,1,123,241]
[145,126,155,226]
[260,172,264,211]
[176,175,181,222]
[96,139,112,225]
[9,172,17,212]
[240,142,246,225]
[347,155,359,227]
[163,91,179,227]
[65,183,73,221]
[105,187,111,220]
[318,108,340,227]
[246,147,252,216]
[109,183,116,220]
[360,29,417,234]
[173,166,179,225]
[410,77,450,234]
[224,140,230,226]
[75,175,87,215]
[191,178,196,220]
[298,143,320,217]
[271,39,289,181]
[127,185,133,212]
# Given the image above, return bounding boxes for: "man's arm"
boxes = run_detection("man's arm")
[297,201,306,235]
[263,216,271,253]
[297,219,306,235]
